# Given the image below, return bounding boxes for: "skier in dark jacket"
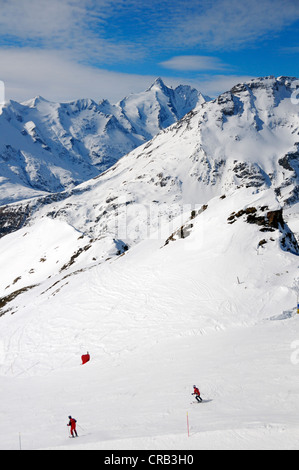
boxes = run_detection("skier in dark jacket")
[192,385,202,402]
[67,416,78,437]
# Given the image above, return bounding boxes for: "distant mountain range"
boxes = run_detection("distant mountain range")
[0,78,206,205]
[0,76,298,254]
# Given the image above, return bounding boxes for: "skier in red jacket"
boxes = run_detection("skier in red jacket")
[67,416,78,437]
[192,385,202,402]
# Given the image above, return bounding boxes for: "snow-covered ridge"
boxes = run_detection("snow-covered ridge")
[0,79,205,205]
[0,76,298,245]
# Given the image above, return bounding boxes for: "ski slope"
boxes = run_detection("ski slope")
[0,189,298,450]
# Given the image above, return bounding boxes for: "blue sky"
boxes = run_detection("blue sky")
[0,0,298,102]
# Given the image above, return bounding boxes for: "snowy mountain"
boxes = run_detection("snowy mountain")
[1,76,298,242]
[0,76,298,450]
[0,78,205,205]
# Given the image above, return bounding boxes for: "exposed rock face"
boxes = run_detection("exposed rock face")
[277,145,299,205]
[0,204,31,237]
[228,206,299,256]
[266,209,285,230]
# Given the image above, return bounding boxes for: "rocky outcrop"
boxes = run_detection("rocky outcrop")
[277,145,299,205]
[0,204,31,237]
[228,206,299,255]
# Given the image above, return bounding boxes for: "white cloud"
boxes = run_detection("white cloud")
[150,0,299,51]
[0,44,260,105]
[0,47,254,103]
[2,0,298,64]
[280,46,299,54]
[0,0,290,104]
[0,48,156,103]
[0,0,298,74]
[0,0,141,65]
[0,0,83,38]
[160,55,227,71]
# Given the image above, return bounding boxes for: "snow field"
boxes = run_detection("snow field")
[0,315,298,450]
[0,189,298,449]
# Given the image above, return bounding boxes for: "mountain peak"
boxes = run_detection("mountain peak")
[68,97,98,109]
[229,75,298,96]
[147,77,169,92]
[22,95,49,108]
